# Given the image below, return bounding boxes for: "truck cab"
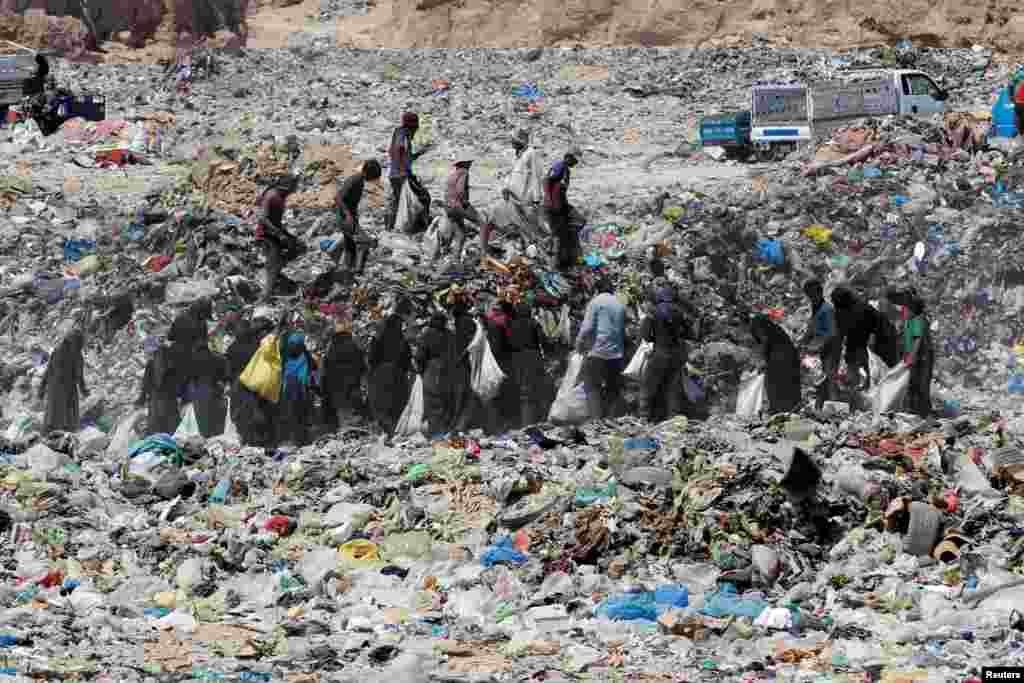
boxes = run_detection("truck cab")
[894,69,948,116]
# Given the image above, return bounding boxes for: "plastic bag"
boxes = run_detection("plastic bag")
[872,364,910,417]
[736,373,765,417]
[558,304,572,345]
[622,340,653,382]
[422,217,443,261]
[868,348,888,386]
[684,375,705,404]
[394,375,425,436]
[240,334,282,403]
[480,537,528,567]
[4,413,34,440]
[221,398,239,441]
[338,539,382,567]
[174,404,201,439]
[548,353,590,425]
[107,409,145,456]
[467,321,506,401]
[395,179,424,235]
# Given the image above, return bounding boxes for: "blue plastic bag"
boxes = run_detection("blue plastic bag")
[597,585,689,621]
[63,239,96,262]
[480,537,528,567]
[755,239,785,266]
[699,583,768,620]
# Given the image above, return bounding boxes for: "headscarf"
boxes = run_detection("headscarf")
[401,111,419,129]
[654,286,676,323]
[283,333,310,399]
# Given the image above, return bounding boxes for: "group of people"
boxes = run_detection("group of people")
[751,281,934,417]
[255,112,588,303]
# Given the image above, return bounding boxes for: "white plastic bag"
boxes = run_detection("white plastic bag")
[736,373,765,417]
[872,365,910,417]
[622,340,653,382]
[395,180,424,235]
[548,353,591,425]
[558,304,572,346]
[466,321,506,401]
[174,403,201,439]
[867,348,888,386]
[422,217,443,261]
[394,375,425,436]
[107,409,146,457]
[221,398,239,442]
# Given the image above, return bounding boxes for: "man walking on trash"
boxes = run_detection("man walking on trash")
[445,151,491,263]
[387,112,424,232]
[333,160,381,274]
[576,276,627,420]
[544,148,582,270]
[490,129,545,246]
[256,175,303,303]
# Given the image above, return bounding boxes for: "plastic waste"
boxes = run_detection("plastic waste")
[480,537,528,567]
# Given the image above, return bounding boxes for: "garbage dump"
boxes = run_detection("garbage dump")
[0,42,1022,682]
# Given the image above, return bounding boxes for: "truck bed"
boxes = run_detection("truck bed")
[809,76,898,123]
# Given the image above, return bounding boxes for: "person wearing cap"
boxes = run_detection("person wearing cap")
[256,175,302,303]
[575,277,627,420]
[543,148,581,270]
[490,129,545,244]
[445,152,488,262]
[368,298,414,433]
[333,159,382,274]
[387,112,422,232]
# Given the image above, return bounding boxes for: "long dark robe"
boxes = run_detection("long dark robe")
[188,346,228,438]
[367,315,412,432]
[416,318,454,435]
[322,332,366,428]
[751,317,802,414]
[905,313,934,417]
[40,332,86,433]
[140,346,180,435]
[277,334,314,446]
[451,311,479,432]
[226,328,270,446]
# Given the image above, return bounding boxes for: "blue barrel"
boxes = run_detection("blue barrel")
[992,86,1019,138]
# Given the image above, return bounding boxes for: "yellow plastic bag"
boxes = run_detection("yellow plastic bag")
[801,224,833,247]
[239,334,282,403]
[338,539,381,567]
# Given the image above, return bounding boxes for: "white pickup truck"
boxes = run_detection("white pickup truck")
[747,69,949,160]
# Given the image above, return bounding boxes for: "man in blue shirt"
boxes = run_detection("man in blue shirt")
[575,277,627,419]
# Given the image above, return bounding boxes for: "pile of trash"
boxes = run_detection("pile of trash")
[0,45,1022,681]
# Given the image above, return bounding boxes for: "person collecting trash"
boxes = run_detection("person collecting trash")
[886,287,935,417]
[830,287,902,390]
[504,301,548,428]
[448,289,481,432]
[277,324,317,446]
[187,341,228,438]
[368,298,414,433]
[226,314,274,446]
[333,160,381,274]
[575,277,627,420]
[638,285,689,423]
[750,313,802,414]
[445,151,491,263]
[798,279,839,409]
[387,112,425,231]
[256,174,303,302]
[489,129,545,247]
[138,340,181,435]
[543,148,582,270]
[39,330,88,434]
[415,312,455,436]
[321,313,367,430]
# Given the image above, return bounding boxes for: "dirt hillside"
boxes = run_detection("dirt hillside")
[2,0,1023,53]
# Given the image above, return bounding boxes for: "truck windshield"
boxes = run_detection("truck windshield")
[901,74,941,97]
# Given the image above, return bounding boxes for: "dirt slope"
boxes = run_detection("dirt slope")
[371,0,1024,50]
